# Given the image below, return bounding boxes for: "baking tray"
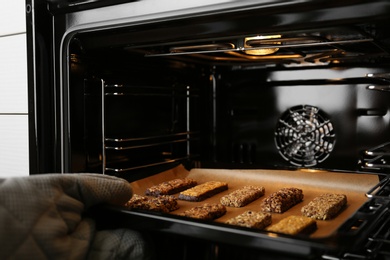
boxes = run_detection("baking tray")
[128,165,380,239]
[97,164,385,257]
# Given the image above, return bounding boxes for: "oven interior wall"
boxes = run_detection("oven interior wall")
[69,46,210,178]
[214,67,390,171]
[67,26,390,180]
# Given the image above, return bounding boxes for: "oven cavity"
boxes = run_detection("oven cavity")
[67,20,390,177]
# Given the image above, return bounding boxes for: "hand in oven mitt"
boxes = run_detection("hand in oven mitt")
[0,173,152,260]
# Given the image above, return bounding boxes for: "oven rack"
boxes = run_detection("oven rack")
[364,211,390,260]
[103,132,199,175]
[360,142,390,172]
[366,174,390,201]
[104,132,199,173]
[323,195,390,260]
[104,132,199,174]
[102,81,199,177]
[104,156,191,173]
[104,83,200,97]
[366,73,390,92]
[104,132,199,150]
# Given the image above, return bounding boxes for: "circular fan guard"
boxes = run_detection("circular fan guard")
[275,105,336,167]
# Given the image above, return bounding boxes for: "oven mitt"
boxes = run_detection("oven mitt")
[0,173,152,260]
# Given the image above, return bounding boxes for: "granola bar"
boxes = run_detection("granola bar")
[220,186,265,207]
[178,181,228,202]
[125,194,148,208]
[180,203,227,220]
[301,193,347,220]
[266,215,317,235]
[225,210,272,229]
[145,178,197,196]
[260,187,303,213]
[125,194,179,213]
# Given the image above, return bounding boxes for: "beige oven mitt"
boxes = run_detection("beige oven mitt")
[0,173,152,260]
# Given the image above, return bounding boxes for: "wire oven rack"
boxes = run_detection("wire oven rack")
[360,142,390,173]
[101,82,200,176]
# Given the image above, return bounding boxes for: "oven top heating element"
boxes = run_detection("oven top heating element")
[275,105,336,167]
[141,27,390,67]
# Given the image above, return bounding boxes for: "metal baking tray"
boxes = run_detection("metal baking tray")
[100,165,385,256]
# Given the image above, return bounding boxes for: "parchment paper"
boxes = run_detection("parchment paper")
[130,165,379,238]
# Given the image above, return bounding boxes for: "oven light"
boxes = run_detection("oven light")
[299,168,326,173]
[244,35,281,55]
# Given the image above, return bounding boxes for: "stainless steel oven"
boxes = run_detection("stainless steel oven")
[26,0,390,259]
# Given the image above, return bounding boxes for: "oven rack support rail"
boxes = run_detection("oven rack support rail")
[366,73,390,92]
[322,190,390,260]
[101,80,199,175]
[366,173,390,200]
[360,142,390,172]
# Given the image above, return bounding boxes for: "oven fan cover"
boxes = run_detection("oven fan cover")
[275,105,336,167]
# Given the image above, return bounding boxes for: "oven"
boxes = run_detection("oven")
[26,0,390,259]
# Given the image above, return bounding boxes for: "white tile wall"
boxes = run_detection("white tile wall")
[0,116,29,177]
[0,34,28,113]
[0,1,26,36]
[0,0,29,177]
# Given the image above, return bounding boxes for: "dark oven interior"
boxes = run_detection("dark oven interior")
[67,21,390,180]
[35,1,390,259]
